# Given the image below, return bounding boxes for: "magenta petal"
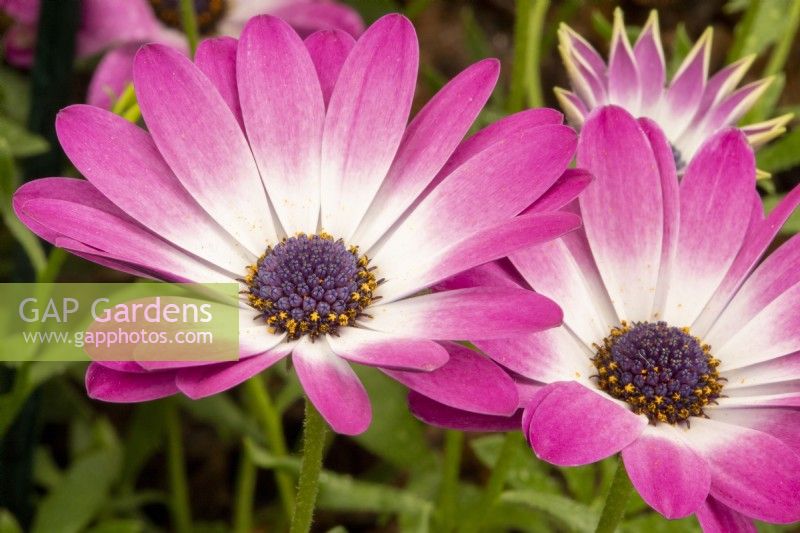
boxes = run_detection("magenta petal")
[134,44,277,255]
[326,327,449,371]
[527,381,647,466]
[238,15,325,234]
[633,13,665,110]
[272,1,364,38]
[663,30,711,137]
[607,13,640,110]
[78,0,175,57]
[305,29,355,106]
[86,44,136,110]
[577,105,663,320]
[524,168,593,214]
[434,260,526,292]
[408,391,522,431]
[86,363,178,403]
[664,128,754,326]
[353,58,500,250]
[368,287,563,340]
[695,497,756,533]
[195,37,242,128]
[292,338,371,435]
[684,418,800,523]
[622,425,710,518]
[176,351,287,399]
[320,14,419,238]
[385,341,517,416]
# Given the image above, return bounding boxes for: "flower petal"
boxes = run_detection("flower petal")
[320,14,418,239]
[353,59,499,250]
[633,11,666,111]
[408,391,522,431]
[271,1,364,38]
[176,349,289,399]
[621,424,710,518]
[524,168,593,214]
[86,363,178,403]
[526,381,647,466]
[385,341,517,416]
[195,36,242,128]
[682,417,800,523]
[367,287,563,340]
[292,336,371,435]
[56,104,253,274]
[238,15,326,235]
[662,29,711,139]
[607,9,640,112]
[134,44,277,256]
[695,497,756,533]
[576,105,663,321]
[663,128,754,326]
[305,29,355,106]
[86,44,136,110]
[326,327,448,371]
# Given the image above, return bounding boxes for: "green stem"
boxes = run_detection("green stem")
[727,0,761,62]
[764,0,800,77]
[178,0,200,57]
[595,457,634,533]
[462,432,521,533]
[243,376,295,519]
[508,0,550,112]
[35,248,66,283]
[438,430,464,532]
[289,398,328,533]
[233,447,256,533]
[165,401,192,533]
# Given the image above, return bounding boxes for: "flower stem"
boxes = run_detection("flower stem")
[289,398,328,533]
[595,457,634,533]
[243,375,295,519]
[438,430,464,532]
[178,0,200,57]
[462,432,521,533]
[508,0,550,112]
[233,447,256,533]
[165,401,192,533]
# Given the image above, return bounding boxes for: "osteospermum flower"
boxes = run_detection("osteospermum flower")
[0,0,363,107]
[555,9,791,171]
[13,14,583,435]
[411,106,800,528]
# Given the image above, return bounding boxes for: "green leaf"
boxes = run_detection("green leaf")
[470,434,560,493]
[756,128,800,175]
[31,427,122,533]
[728,0,795,59]
[500,490,599,532]
[342,0,399,23]
[84,519,144,533]
[621,509,700,533]
[352,366,433,470]
[668,24,693,78]
[0,67,31,123]
[0,116,49,158]
[0,509,22,533]
[119,402,169,488]
[180,393,259,442]
[590,10,612,41]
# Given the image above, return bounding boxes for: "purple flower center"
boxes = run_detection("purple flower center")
[149,0,227,34]
[592,321,723,426]
[244,233,380,340]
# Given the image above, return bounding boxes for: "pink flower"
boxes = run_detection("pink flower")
[412,106,800,529]
[13,15,582,435]
[0,0,364,107]
[555,9,790,172]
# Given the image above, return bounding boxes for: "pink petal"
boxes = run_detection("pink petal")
[320,14,418,239]
[709,406,800,456]
[367,287,563,340]
[683,417,800,523]
[633,12,666,110]
[305,29,355,106]
[195,37,242,129]
[663,128,755,326]
[86,363,178,403]
[695,497,756,533]
[576,105,663,320]
[524,168,593,214]
[176,350,288,399]
[526,381,647,466]
[434,260,526,292]
[326,327,449,371]
[408,391,522,431]
[272,1,364,38]
[238,16,325,234]
[607,11,640,111]
[621,425,710,518]
[86,44,136,110]
[78,0,177,57]
[292,337,371,435]
[134,44,277,256]
[385,341,517,416]
[353,59,499,250]
[554,88,589,128]
[56,104,252,274]
[663,29,711,138]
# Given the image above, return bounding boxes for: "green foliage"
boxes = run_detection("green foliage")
[757,128,800,175]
